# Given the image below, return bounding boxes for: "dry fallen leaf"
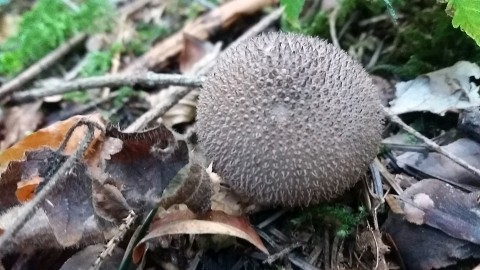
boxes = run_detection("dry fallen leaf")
[104,125,190,211]
[123,0,276,72]
[15,175,43,203]
[133,208,268,263]
[396,138,480,190]
[179,34,215,74]
[0,206,108,254]
[60,244,124,270]
[389,61,480,115]
[383,211,480,270]
[0,101,43,151]
[0,114,106,210]
[92,180,131,223]
[160,162,212,213]
[384,178,480,269]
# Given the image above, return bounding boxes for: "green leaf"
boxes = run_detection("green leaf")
[280,0,305,22]
[446,0,480,46]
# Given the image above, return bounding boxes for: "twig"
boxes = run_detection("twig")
[93,8,285,266]
[257,209,287,229]
[0,33,87,102]
[57,92,120,121]
[228,7,283,48]
[126,7,283,132]
[11,72,204,103]
[372,158,403,195]
[264,242,302,264]
[90,210,136,270]
[328,6,340,48]
[384,107,480,177]
[122,0,276,73]
[0,120,102,252]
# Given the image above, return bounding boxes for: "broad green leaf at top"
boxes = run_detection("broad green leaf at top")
[446,0,480,46]
[280,0,305,22]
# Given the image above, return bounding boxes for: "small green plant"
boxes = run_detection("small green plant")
[113,86,135,108]
[81,43,123,77]
[280,0,305,27]
[63,90,91,104]
[0,0,113,78]
[444,0,480,46]
[125,23,169,56]
[291,204,368,238]
[373,4,480,78]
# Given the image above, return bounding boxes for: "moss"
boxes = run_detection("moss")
[290,204,368,238]
[125,23,169,56]
[0,0,113,78]
[373,4,480,78]
[281,0,400,37]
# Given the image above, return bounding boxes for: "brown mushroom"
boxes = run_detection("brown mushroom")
[196,32,383,207]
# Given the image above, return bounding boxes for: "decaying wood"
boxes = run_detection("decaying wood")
[123,0,277,72]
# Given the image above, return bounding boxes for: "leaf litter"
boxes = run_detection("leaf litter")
[2,0,480,269]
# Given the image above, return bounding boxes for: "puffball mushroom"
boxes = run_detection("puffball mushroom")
[196,32,383,207]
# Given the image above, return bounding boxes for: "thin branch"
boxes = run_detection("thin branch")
[11,72,204,103]
[0,120,102,252]
[126,7,283,132]
[329,6,340,48]
[384,107,480,177]
[264,242,302,265]
[94,7,285,266]
[90,210,136,270]
[0,33,87,102]
[122,0,275,73]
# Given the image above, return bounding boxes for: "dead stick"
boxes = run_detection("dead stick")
[384,107,480,177]
[126,7,284,131]
[0,33,87,101]
[122,0,276,72]
[11,72,204,103]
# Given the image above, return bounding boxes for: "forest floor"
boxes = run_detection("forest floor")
[0,0,480,269]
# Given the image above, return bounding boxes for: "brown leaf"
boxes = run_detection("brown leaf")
[123,0,276,72]
[161,91,199,129]
[0,114,106,209]
[160,163,212,214]
[133,209,268,263]
[0,101,43,151]
[28,149,96,246]
[385,194,403,214]
[104,125,189,211]
[92,180,131,223]
[6,147,104,248]
[15,175,43,203]
[0,114,105,170]
[179,34,215,74]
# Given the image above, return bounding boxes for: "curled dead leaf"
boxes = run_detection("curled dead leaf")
[160,163,212,214]
[133,209,268,263]
[103,124,189,211]
[0,114,106,209]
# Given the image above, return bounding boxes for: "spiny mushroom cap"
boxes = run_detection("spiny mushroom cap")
[196,32,383,207]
